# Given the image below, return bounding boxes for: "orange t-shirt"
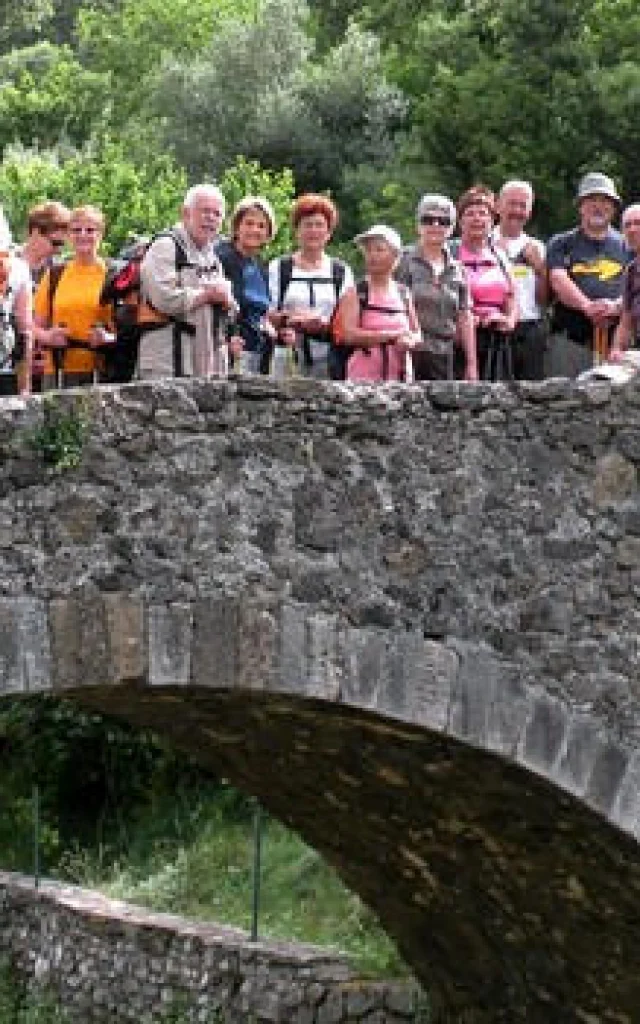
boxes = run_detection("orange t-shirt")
[34,258,113,374]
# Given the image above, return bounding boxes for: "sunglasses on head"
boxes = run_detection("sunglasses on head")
[420,214,451,227]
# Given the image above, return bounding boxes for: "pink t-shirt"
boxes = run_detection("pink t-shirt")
[347,281,411,382]
[458,244,511,318]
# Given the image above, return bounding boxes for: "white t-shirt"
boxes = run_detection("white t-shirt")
[0,253,30,372]
[492,228,544,322]
[268,254,354,323]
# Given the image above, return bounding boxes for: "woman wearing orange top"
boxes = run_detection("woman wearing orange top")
[34,205,114,388]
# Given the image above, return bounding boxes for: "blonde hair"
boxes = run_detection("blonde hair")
[69,205,105,232]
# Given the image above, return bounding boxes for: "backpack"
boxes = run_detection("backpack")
[331,279,411,381]
[99,230,192,381]
[275,255,347,377]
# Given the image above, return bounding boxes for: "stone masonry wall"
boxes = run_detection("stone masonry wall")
[0,873,420,1023]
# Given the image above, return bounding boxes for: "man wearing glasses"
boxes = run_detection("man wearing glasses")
[493,180,547,380]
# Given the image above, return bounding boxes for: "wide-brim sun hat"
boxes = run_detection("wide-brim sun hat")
[576,172,621,207]
[231,195,277,240]
[354,224,403,253]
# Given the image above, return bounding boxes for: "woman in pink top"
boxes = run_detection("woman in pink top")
[338,225,421,382]
[456,185,518,380]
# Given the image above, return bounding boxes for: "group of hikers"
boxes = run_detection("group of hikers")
[1,169,639,396]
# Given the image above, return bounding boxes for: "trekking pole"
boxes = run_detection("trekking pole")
[594,325,608,366]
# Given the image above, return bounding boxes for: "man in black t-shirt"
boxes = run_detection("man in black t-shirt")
[546,172,631,377]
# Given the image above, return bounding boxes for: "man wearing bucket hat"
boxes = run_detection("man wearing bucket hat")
[546,171,632,377]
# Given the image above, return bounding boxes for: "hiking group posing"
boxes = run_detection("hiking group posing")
[1,170,638,396]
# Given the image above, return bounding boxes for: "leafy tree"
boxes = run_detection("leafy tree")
[0,43,109,155]
[0,139,187,252]
[0,0,53,51]
[76,0,257,126]
[153,0,406,238]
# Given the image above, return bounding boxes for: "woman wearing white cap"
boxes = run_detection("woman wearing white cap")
[337,224,421,383]
[395,194,477,381]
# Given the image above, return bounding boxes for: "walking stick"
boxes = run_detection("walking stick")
[593,325,608,366]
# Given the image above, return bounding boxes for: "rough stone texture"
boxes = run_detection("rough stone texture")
[0,874,417,1023]
[1,378,640,1020]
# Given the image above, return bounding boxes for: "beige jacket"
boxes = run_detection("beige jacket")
[138,225,228,378]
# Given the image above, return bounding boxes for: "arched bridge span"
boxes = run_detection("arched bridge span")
[1,377,640,1020]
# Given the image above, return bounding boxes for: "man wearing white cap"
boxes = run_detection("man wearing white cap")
[546,171,631,376]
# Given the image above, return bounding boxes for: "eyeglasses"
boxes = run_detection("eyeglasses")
[69,226,100,235]
[420,214,451,227]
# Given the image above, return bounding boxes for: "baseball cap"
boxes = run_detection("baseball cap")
[576,172,621,206]
[353,224,403,253]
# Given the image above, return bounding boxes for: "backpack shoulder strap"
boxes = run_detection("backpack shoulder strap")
[355,278,369,325]
[154,229,189,271]
[277,256,295,309]
[330,259,346,302]
[47,259,70,325]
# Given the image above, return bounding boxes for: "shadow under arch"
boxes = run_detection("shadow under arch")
[61,680,640,1023]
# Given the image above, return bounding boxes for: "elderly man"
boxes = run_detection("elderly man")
[493,180,547,380]
[611,203,640,359]
[138,184,236,379]
[546,171,631,377]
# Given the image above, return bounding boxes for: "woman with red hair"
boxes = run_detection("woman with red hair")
[454,185,518,380]
[269,193,353,379]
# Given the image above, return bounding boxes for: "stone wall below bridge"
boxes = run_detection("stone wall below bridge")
[0,872,420,1023]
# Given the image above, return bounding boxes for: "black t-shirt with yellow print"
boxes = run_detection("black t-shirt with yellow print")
[547,227,632,345]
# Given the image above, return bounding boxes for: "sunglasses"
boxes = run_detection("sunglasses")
[420,214,451,227]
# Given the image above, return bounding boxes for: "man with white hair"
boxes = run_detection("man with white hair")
[493,180,547,380]
[611,203,640,358]
[138,184,236,379]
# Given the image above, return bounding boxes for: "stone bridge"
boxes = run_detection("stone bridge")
[1,377,639,1022]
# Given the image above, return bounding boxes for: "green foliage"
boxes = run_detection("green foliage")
[0,44,108,155]
[29,397,89,470]
[0,138,187,252]
[76,0,257,127]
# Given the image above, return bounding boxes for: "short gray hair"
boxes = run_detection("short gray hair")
[183,184,225,214]
[416,194,456,229]
[622,202,640,226]
[499,180,534,204]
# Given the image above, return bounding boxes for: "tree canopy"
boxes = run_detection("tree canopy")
[0,0,638,240]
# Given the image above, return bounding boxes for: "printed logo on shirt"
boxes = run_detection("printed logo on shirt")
[572,258,625,283]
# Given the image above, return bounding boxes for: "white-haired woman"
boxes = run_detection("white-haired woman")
[395,194,477,381]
